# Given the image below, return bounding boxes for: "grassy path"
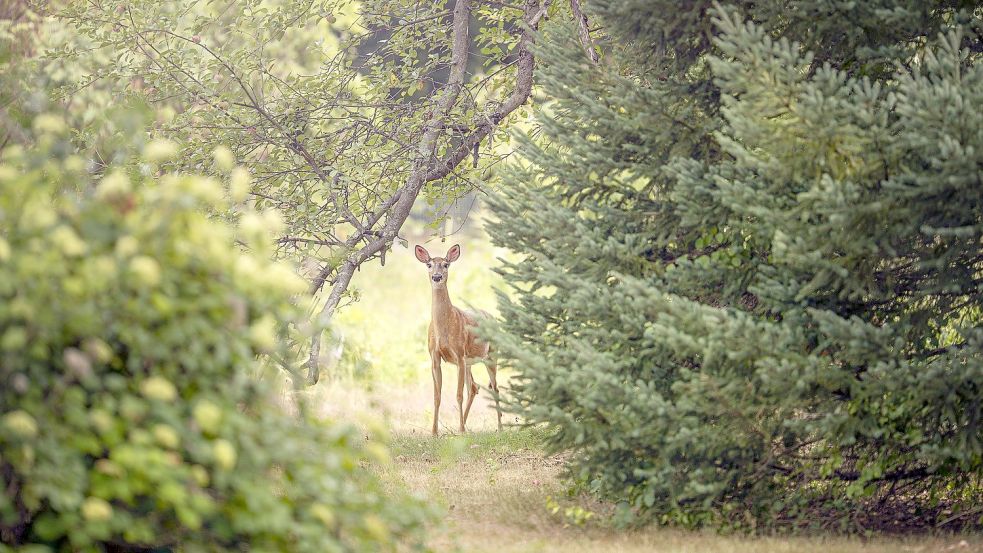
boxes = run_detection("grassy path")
[308,382,979,552]
[377,428,979,553]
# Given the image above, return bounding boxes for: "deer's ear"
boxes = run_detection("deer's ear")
[414,245,431,263]
[445,244,461,262]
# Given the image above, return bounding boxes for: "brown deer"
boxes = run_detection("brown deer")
[415,244,502,435]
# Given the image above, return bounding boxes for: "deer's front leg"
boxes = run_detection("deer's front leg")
[431,353,442,436]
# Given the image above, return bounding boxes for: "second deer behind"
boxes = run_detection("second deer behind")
[415,243,502,436]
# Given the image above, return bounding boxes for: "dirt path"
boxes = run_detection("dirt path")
[307,382,981,553]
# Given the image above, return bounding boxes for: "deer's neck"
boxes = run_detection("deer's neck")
[431,286,456,328]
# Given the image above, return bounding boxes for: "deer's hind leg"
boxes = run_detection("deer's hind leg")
[462,360,478,431]
[486,357,502,431]
[455,355,469,433]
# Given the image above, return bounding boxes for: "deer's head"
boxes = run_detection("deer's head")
[415,244,460,289]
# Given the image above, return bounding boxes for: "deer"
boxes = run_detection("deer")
[415,243,502,436]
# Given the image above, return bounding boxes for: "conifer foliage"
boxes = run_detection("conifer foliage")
[486,1,983,530]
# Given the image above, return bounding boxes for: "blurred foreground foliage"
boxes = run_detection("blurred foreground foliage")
[0,12,431,550]
[486,0,983,533]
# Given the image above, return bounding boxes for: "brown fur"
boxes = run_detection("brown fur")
[416,244,502,435]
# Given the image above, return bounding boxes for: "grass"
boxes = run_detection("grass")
[368,422,981,553]
[305,375,980,552]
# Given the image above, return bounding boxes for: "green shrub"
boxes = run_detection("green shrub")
[485,1,983,532]
[0,109,430,549]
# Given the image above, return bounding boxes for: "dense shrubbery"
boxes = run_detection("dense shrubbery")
[0,102,430,549]
[486,1,983,532]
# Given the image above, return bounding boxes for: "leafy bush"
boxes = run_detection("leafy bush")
[486,1,983,532]
[0,106,430,549]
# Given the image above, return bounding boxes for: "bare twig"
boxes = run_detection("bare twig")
[569,0,599,64]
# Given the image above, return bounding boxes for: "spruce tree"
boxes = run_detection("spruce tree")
[486,1,983,531]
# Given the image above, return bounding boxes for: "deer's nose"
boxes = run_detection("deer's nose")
[432,275,443,282]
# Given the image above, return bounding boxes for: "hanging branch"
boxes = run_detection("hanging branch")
[569,0,599,64]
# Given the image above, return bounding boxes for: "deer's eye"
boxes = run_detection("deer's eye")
[426,263,432,268]
[443,263,449,269]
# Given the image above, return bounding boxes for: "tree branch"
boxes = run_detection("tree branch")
[426,0,549,182]
[569,0,599,64]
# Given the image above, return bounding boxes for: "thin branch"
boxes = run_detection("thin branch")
[277,236,343,247]
[569,0,599,64]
